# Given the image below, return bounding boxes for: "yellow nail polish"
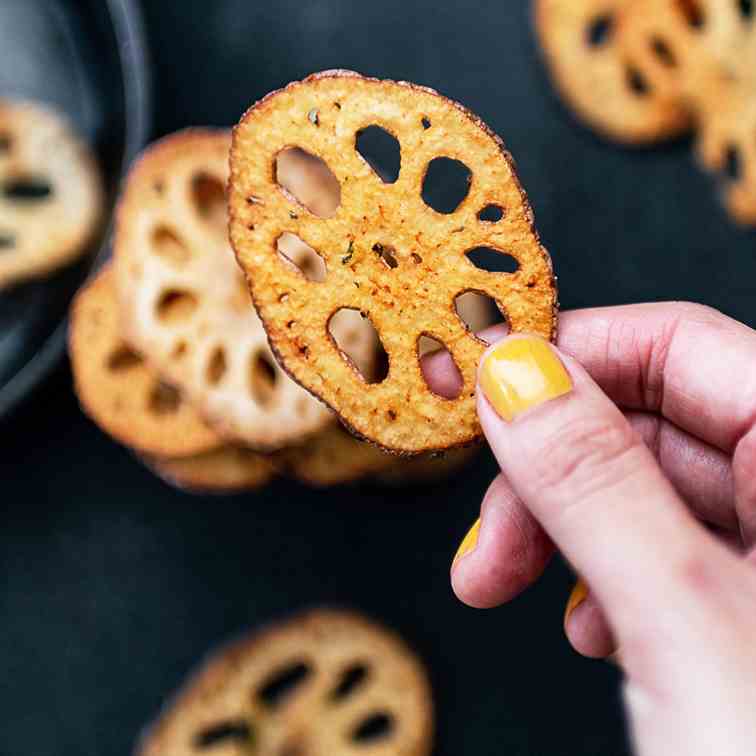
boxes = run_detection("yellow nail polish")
[454,519,480,564]
[479,336,572,422]
[564,578,588,623]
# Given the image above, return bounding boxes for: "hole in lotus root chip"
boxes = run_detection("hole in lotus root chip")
[156,289,200,323]
[275,147,340,218]
[355,125,401,183]
[148,381,181,415]
[421,156,472,214]
[152,226,191,266]
[650,36,676,67]
[477,204,504,222]
[172,340,189,359]
[3,176,53,201]
[418,335,463,399]
[724,145,742,180]
[229,72,556,453]
[257,661,312,708]
[250,350,279,407]
[739,0,753,18]
[465,246,519,273]
[107,345,143,372]
[206,346,227,385]
[351,712,394,742]
[277,232,327,282]
[626,66,650,96]
[676,0,705,28]
[193,720,252,749]
[329,663,369,701]
[453,291,501,335]
[0,133,11,153]
[0,232,16,249]
[191,172,226,233]
[586,14,613,47]
[329,308,388,383]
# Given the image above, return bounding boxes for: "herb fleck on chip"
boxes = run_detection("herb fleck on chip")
[308,108,319,126]
[341,240,354,265]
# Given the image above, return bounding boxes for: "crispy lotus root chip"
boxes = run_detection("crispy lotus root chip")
[137,609,433,756]
[146,446,276,494]
[535,0,699,144]
[114,129,375,450]
[69,266,222,458]
[0,99,103,288]
[229,71,557,454]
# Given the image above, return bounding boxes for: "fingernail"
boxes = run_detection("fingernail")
[479,336,572,422]
[564,578,588,624]
[454,518,480,565]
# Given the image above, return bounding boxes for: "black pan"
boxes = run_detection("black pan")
[0,0,150,419]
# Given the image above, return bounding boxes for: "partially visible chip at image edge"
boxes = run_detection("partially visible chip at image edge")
[229,70,557,455]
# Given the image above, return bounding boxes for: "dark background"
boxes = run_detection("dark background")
[2,1,755,755]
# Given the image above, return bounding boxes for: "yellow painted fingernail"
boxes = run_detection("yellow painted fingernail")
[564,578,588,623]
[479,336,572,422]
[454,518,480,565]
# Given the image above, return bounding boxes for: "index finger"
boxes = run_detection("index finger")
[557,302,756,454]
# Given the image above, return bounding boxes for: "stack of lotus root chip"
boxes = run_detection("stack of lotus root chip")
[69,126,492,493]
[536,0,756,225]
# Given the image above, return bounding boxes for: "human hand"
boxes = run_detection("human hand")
[428,303,756,755]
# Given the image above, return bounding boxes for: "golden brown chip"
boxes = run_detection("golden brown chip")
[0,99,103,288]
[114,129,376,450]
[69,266,223,458]
[136,608,434,756]
[146,446,276,494]
[535,0,698,144]
[229,71,557,455]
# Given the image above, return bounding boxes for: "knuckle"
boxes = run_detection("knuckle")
[532,414,643,504]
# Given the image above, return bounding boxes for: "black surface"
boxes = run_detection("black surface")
[3,2,756,755]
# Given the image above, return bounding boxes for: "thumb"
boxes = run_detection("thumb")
[476,334,718,638]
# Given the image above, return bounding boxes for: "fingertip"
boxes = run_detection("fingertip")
[450,475,554,609]
[564,592,617,659]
